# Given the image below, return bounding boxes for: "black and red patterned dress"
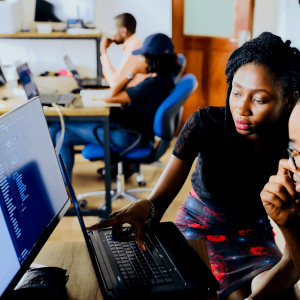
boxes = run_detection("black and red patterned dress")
[173,106,288,300]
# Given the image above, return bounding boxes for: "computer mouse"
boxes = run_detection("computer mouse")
[71,88,81,94]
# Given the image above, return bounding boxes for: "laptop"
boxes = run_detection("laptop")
[60,161,219,298]
[0,66,6,86]
[0,97,71,299]
[16,63,75,106]
[64,55,109,88]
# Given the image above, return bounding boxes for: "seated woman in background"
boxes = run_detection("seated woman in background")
[87,32,300,300]
[49,33,180,180]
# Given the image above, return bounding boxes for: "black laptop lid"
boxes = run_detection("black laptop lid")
[0,66,6,86]
[0,97,71,298]
[16,63,39,100]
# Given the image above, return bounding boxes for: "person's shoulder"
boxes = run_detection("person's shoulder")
[199,106,225,122]
[198,106,225,134]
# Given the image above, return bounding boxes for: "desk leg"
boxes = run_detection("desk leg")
[103,116,111,218]
[96,37,102,77]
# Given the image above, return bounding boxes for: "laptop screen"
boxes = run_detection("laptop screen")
[64,56,81,85]
[0,67,6,86]
[16,63,39,100]
[0,98,69,297]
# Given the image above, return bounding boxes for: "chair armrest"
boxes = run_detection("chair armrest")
[113,128,142,157]
[92,126,142,158]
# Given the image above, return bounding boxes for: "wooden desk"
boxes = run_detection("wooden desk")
[0,31,103,76]
[33,240,218,300]
[0,77,112,218]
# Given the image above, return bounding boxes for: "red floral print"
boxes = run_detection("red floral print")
[249,246,270,256]
[210,261,229,282]
[206,235,227,243]
[188,223,206,229]
[239,229,256,236]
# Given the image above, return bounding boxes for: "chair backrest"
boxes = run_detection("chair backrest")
[151,74,197,162]
[153,73,198,140]
[173,53,186,84]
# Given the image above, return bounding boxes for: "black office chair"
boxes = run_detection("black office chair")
[77,74,198,210]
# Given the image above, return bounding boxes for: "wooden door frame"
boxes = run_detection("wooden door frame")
[172,0,255,127]
[172,0,255,52]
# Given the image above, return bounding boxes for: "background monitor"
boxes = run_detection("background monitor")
[35,0,97,23]
[0,97,70,298]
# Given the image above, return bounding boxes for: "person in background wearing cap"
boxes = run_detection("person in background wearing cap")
[100,13,149,89]
[51,34,180,180]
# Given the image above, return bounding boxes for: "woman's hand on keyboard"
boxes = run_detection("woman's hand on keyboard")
[86,199,154,251]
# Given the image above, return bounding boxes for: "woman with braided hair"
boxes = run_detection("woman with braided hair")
[87,32,300,299]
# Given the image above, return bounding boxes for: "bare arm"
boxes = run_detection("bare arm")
[104,58,148,104]
[148,155,193,220]
[87,155,193,250]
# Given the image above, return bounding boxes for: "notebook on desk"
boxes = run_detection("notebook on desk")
[80,89,122,107]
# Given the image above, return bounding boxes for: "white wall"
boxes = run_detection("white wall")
[0,0,172,77]
[252,0,279,38]
[276,0,300,50]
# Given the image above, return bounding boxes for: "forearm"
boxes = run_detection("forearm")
[148,155,193,220]
[249,246,299,299]
[100,53,116,86]
[280,218,300,277]
[108,75,132,97]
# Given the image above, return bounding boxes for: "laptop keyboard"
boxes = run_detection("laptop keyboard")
[104,233,174,288]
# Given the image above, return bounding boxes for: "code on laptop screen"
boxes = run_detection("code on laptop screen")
[0,98,68,296]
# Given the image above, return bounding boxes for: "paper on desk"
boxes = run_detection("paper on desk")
[80,89,121,107]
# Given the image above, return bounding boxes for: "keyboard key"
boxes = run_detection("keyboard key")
[160,270,169,274]
[129,274,137,279]
[165,278,174,283]
[159,266,167,270]
[151,267,158,271]
[153,270,160,275]
[148,278,157,285]
[154,274,162,279]
[124,263,131,267]
[120,268,125,272]
[127,271,135,275]
[125,267,133,271]
[123,275,128,279]
[126,284,132,288]
[121,271,127,276]
[157,278,165,284]
[162,274,171,278]
[125,279,130,284]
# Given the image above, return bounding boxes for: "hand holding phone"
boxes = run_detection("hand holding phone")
[261,158,300,227]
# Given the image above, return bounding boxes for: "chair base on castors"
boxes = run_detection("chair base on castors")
[77,161,153,211]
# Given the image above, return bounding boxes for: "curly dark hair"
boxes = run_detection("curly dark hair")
[144,53,181,76]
